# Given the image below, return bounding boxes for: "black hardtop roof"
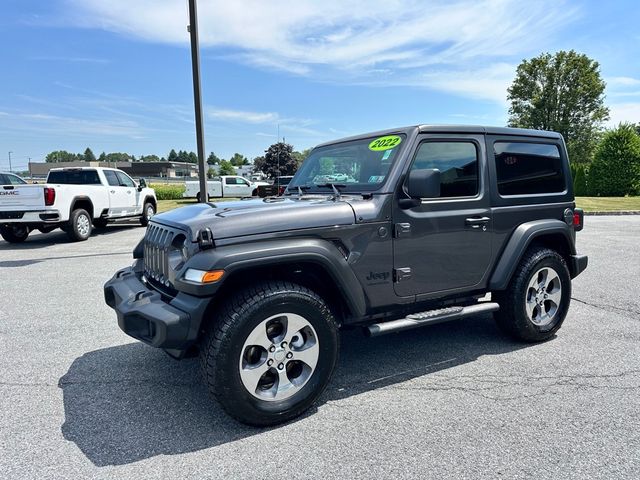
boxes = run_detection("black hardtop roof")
[316,125,562,148]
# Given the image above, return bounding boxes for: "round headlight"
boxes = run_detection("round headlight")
[168,234,188,270]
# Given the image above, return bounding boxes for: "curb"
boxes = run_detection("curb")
[584,211,640,216]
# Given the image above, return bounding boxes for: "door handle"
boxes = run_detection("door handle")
[110,190,116,194]
[465,217,490,229]
[127,190,132,194]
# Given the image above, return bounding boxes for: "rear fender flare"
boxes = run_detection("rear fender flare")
[489,219,575,291]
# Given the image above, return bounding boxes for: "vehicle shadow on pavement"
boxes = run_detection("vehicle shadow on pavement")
[58,314,532,467]
[0,223,142,250]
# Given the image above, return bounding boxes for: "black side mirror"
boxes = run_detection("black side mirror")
[138,178,147,190]
[408,168,440,198]
[400,169,441,208]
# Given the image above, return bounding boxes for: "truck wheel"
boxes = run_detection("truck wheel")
[140,202,155,227]
[252,189,258,197]
[0,225,30,243]
[200,281,339,426]
[67,209,92,242]
[494,247,571,342]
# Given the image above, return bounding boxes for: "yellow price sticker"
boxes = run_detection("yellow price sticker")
[368,135,402,151]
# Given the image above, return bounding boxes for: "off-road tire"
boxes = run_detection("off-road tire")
[67,208,92,242]
[494,247,571,342]
[200,281,339,426]
[140,202,155,227]
[0,225,30,243]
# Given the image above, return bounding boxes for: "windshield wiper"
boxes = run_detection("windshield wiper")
[315,183,346,199]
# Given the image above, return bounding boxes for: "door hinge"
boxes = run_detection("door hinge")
[394,223,411,238]
[394,267,412,283]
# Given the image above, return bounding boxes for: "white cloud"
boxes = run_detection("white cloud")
[607,103,640,127]
[208,108,279,124]
[608,76,640,87]
[64,0,578,103]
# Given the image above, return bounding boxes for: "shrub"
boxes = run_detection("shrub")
[588,124,640,196]
[150,183,186,200]
[573,163,589,196]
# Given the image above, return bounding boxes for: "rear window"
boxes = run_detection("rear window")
[47,170,102,185]
[494,142,565,195]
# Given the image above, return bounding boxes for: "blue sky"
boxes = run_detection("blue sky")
[1,0,639,171]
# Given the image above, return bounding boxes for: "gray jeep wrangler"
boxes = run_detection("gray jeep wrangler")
[104,125,588,426]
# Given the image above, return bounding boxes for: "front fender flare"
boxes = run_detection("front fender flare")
[489,219,575,291]
[176,238,367,317]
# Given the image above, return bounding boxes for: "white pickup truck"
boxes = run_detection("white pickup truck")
[183,175,270,201]
[0,167,157,243]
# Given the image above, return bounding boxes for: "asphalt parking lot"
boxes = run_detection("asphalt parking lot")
[1,217,638,479]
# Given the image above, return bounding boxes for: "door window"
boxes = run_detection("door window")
[493,142,565,195]
[104,170,120,187]
[115,171,135,187]
[7,174,27,185]
[225,177,239,185]
[410,141,479,197]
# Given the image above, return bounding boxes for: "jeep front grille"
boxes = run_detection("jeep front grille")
[143,223,179,290]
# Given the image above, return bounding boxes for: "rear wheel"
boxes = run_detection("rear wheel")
[200,281,339,426]
[494,247,571,342]
[0,225,30,243]
[67,209,92,242]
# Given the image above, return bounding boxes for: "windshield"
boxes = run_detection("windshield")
[289,134,406,193]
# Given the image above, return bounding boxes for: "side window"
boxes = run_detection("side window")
[8,174,27,185]
[0,174,7,184]
[104,170,120,187]
[225,177,238,185]
[494,142,565,195]
[410,141,479,197]
[115,171,135,187]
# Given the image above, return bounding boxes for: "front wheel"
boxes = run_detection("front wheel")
[0,225,30,243]
[494,247,571,342]
[200,281,339,426]
[140,202,155,227]
[67,209,92,242]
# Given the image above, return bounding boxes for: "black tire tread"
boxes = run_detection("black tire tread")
[494,247,570,342]
[199,280,338,426]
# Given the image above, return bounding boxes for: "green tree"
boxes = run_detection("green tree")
[167,149,179,162]
[292,148,311,167]
[103,152,133,163]
[207,167,217,178]
[188,151,198,164]
[573,164,588,196]
[98,152,106,162]
[139,154,161,162]
[45,150,80,163]
[507,50,609,164]
[207,152,221,165]
[218,160,236,176]
[229,152,249,166]
[257,142,297,178]
[83,148,96,162]
[588,124,640,196]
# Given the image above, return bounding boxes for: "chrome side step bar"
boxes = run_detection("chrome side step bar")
[366,302,500,337]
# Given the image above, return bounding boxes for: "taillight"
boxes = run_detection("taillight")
[573,208,584,231]
[44,187,56,206]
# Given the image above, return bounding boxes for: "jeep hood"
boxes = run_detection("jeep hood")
[152,197,356,240]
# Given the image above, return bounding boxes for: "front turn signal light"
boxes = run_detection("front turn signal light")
[184,268,224,284]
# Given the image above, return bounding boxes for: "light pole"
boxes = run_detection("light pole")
[8,151,12,172]
[187,0,208,203]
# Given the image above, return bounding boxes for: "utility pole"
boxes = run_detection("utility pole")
[8,151,12,172]
[187,0,208,203]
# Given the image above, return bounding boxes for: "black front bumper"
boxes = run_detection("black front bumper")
[104,263,210,354]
